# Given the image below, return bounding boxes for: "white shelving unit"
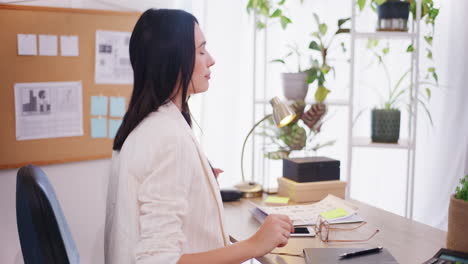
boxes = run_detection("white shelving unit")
[249,1,423,219]
[347,0,422,219]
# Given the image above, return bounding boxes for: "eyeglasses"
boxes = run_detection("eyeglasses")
[314,216,380,243]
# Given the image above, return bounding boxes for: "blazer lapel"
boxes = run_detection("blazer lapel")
[162,101,229,246]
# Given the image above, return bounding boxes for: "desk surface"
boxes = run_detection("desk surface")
[223,197,446,264]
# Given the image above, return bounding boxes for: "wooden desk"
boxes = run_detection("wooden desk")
[224,197,446,264]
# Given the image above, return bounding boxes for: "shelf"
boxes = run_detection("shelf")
[352,137,412,149]
[354,32,416,40]
[255,99,349,106]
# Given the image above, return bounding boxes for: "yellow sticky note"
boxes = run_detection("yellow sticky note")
[265,196,289,205]
[320,208,348,219]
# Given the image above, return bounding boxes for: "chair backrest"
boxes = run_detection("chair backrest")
[16,164,80,264]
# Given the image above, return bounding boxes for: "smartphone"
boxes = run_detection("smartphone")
[291,227,315,237]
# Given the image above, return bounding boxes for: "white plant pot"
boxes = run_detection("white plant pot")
[281,72,309,101]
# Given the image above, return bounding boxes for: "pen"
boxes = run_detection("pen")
[339,246,383,259]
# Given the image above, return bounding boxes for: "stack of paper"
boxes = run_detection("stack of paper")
[251,195,364,226]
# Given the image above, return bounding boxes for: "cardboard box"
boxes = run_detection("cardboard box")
[277,177,346,203]
[282,157,340,183]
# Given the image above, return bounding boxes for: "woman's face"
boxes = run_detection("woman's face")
[189,24,215,94]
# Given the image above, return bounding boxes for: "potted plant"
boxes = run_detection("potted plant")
[273,14,350,102]
[256,99,336,160]
[358,0,439,33]
[447,174,468,253]
[361,0,411,31]
[365,38,436,143]
[272,44,310,101]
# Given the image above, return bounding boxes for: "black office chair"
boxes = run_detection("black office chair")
[16,164,80,264]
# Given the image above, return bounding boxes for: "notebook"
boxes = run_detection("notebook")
[250,195,364,226]
[303,248,399,264]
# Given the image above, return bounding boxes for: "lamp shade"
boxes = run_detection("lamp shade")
[270,96,296,127]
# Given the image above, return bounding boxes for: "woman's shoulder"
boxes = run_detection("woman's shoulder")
[124,108,187,149]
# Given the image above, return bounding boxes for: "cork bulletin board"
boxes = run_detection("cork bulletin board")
[0,4,140,169]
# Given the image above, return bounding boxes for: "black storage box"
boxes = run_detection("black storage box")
[282,157,340,183]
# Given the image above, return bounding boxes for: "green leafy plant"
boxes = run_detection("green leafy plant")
[258,100,335,160]
[272,13,350,103]
[366,38,435,124]
[455,175,468,201]
[246,0,295,29]
[357,0,440,87]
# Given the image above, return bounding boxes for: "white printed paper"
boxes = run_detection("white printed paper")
[17,34,37,55]
[60,35,79,56]
[39,35,58,56]
[255,195,359,226]
[14,81,84,140]
[95,30,132,84]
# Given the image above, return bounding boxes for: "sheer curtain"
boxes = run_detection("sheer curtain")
[413,0,468,230]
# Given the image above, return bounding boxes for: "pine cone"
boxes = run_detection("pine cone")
[302,103,327,132]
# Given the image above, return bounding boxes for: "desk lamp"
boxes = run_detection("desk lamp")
[235,96,296,198]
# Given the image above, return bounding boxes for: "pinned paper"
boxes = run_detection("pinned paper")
[108,119,122,139]
[110,97,126,117]
[320,208,349,220]
[91,96,108,116]
[17,34,37,55]
[39,35,58,56]
[265,196,290,205]
[91,118,107,138]
[60,35,79,56]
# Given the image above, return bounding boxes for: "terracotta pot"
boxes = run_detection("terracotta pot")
[447,194,468,253]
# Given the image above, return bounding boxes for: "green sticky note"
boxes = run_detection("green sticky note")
[265,196,289,205]
[320,208,348,219]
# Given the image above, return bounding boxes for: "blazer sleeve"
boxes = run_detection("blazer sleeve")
[133,129,194,264]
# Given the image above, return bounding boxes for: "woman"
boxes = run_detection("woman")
[105,9,293,264]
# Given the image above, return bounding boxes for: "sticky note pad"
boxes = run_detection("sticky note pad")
[320,208,349,220]
[110,97,126,117]
[17,34,37,55]
[264,196,289,205]
[91,96,108,116]
[39,35,58,56]
[91,118,107,138]
[60,35,79,56]
[108,119,122,139]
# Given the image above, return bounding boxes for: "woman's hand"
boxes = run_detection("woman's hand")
[213,168,224,178]
[246,214,294,257]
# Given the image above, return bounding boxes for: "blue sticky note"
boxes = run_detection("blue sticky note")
[91,118,107,138]
[91,96,108,116]
[110,97,126,117]
[108,119,122,139]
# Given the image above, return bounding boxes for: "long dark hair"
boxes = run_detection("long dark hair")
[113,9,198,151]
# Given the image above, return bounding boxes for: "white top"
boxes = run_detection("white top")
[104,101,229,264]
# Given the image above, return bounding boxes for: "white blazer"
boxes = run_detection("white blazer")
[105,101,229,264]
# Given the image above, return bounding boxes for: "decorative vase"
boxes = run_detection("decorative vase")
[447,195,468,253]
[281,72,309,101]
[371,109,400,143]
[377,1,410,32]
